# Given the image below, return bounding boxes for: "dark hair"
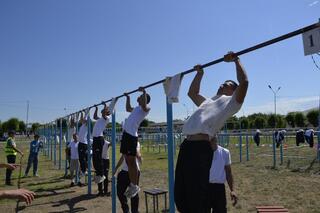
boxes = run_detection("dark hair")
[225,80,238,90]
[8,131,15,136]
[146,93,151,104]
[34,134,40,138]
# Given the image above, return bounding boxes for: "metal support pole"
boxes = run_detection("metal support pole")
[64,126,68,177]
[87,112,92,195]
[246,134,249,161]
[272,132,276,168]
[50,124,53,160]
[59,118,63,169]
[111,112,117,213]
[166,98,175,213]
[239,134,242,163]
[54,122,57,166]
[280,141,283,165]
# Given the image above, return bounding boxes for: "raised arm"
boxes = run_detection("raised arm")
[93,106,99,120]
[124,93,133,112]
[138,87,150,113]
[224,52,249,104]
[187,65,206,107]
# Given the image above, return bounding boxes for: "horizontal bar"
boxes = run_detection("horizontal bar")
[54,21,320,122]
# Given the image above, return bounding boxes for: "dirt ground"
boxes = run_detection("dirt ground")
[0,137,319,213]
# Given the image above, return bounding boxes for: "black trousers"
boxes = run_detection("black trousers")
[6,155,16,184]
[117,170,140,213]
[93,136,104,176]
[174,139,213,213]
[208,183,227,213]
[78,142,88,174]
[98,159,110,193]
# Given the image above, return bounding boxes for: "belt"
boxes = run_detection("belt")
[186,134,210,141]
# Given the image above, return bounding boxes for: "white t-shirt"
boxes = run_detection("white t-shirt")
[68,141,79,160]
[93,117,109,137]
[78,123,88,144]
[182,94,242,138]
[123,106,149,137]
[122,142,141,171]
[209,145,231,184]
[67,127,76,142]
[305,129,314,137]
[102,140,110,160]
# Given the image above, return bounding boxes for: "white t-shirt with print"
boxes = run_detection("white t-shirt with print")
[93,117,109,137]
[209,145,231,184]
[182,94,242,138]
[123,106,149,137]
[68,141,79,160]
[122,142,141,171]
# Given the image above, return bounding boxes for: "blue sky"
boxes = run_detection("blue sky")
[0,0,319,124]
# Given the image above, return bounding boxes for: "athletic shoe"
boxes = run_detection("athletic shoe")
[104,192,111,197]
[97,191,104,197]
[124,184,140,198]
[70,182,75,187]
[23,174,28,178]
[77,182,84,187]
[5,182,14,186]
[94,175,106,184]
[33,174,40,177]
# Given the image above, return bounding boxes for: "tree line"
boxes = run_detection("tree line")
[226,110,319,130]
[0,118,41,136]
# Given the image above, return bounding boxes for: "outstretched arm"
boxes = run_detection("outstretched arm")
[224,52,248,104]
[0,189,35,205]
[124,93,133,112]
[113,155,124,176]
[93,106,99,120]
[188,65,206,107]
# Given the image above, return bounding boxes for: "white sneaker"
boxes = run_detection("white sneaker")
[124,184,140,198]
[94,175,106,184]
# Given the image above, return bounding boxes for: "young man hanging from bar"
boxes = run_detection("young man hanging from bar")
[92,104,111,196]
[174,51,248,213]
[120,87,151,198]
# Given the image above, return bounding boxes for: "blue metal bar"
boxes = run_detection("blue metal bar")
[50,124,53,160]
[280,142,283,165]
[59,118,63,169]
[64,124,68,177]
[54,122,57,166]
[272,133,276,168]
[239,134,242,163]
[111,112,117,213]
[166,98,175,213]
[246,134,249,161]
[87,113,92,195]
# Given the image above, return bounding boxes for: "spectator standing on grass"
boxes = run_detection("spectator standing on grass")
[114,142,142,213]
[208,137,238,212]
[253,129,261,146]
[24,134,43,177]
[304,129,314,148]
[0,163,35,205]
[175,51,248,213]
[4,131,24,185]
[69,134,83,187]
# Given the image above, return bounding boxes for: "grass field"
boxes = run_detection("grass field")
[0,136,319,213]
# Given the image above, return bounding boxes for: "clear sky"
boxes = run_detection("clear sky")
[0,0,319,124]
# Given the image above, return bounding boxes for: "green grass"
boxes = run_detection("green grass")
[0,136,319,212]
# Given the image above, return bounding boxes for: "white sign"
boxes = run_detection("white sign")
[303,27,320,56]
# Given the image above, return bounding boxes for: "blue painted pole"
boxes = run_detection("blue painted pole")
[64,124,68,177]
[317,130,320,161]
[54,121,57,166]
[280,140,283,165]
[59,118,63,169]
[43,125,47,156]
[239,134,242,163]
[111,112,117,213]
[50,124,53,160]
[272,132,276,168]
[246,133,249,161]
[166,98,175,213]
[87,112,92,195]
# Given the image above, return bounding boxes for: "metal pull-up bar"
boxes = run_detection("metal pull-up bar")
[58,21,320,120]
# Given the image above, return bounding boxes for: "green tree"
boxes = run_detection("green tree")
[285,112,296,127]
[140,119,149,127]
[32,123,41,133]
[254,116,266,129]
[277,115,286,128]
[267,114,276,128]
[306,110,319,127]
[2,121,8,133]
[19,121,26,133]
[239,117,249,129]
[295,112,306,127]
[6,118,20,132]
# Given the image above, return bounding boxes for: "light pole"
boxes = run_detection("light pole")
[268,85,281,167]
